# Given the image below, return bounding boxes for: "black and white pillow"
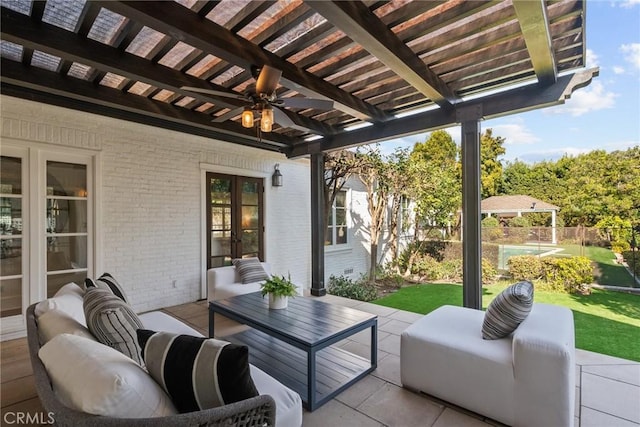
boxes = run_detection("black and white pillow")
[482,280,534,340]
[84,272,129,303]
[137,330,259,413]
[232,258,268,284]
[83,288,144,365]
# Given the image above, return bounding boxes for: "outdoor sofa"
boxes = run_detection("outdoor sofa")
[401,302,575,427]
[207,261,270,301]
[26,282,302,426]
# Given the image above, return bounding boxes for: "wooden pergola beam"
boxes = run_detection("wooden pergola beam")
[98,1,389,123]
[513,0,558,86]
[306,0,459,108]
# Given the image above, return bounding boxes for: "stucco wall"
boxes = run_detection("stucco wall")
[1,95,311,313]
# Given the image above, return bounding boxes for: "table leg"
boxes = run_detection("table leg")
[371,321,377,368]
[208,305,215,338]
[308,348,317,411]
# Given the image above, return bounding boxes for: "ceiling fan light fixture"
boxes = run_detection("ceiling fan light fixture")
[241,107,254,128]
[260,106,274,132]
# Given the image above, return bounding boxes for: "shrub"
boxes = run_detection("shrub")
[611,240,631,253]
[482,258,498,284]
[482,217,504,242]
[328,275,377,302]
[541,256,593,293]
[505,216,531,243]
[508,255,543,280]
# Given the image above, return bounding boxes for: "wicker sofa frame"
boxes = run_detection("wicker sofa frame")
[26,303,276,427]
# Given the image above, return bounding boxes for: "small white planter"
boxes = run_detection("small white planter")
[268,294,288,310]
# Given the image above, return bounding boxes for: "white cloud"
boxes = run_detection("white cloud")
[586,48,599,69]
[490,122,541,145]
[546,81,617,116]
[613,65,626,74]
[620,43,640,71]
[618,0,640,8]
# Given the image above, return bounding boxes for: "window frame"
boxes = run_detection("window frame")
[326,188,349,249]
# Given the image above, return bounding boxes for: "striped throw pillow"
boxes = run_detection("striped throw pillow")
[232,258,268,284]
[84,272,129,303]
[84,288,144,365]
[482,280,534,340]
[137,330,259,413]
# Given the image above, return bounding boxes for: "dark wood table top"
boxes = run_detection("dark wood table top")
[210,292,377,348]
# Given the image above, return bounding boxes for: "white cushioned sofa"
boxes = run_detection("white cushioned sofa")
[207,262,270,301]
[400,303,575,427]
[27,282,302,427]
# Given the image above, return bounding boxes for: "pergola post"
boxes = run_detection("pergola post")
[310,152,326,296]
[458,105,483,310]
[552,210,557,244]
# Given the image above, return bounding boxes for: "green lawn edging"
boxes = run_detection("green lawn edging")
[373,283,640,362]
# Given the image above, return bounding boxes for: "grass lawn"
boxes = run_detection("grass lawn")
[557,244,635,287]
[373,283,640,362]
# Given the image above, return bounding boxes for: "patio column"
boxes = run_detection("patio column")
[458,105,483,310]
[552,210,557,244]
[310,152,326,296]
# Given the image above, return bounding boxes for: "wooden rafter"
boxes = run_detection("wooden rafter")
[306,0,459,108]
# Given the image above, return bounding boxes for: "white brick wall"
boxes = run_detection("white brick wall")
[1,96,311,313]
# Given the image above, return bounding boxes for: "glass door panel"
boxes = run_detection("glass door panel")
[209,177,233,267]
[46,161,88,297]
[0,155,24,320]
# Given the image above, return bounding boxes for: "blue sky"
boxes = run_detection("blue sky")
[378,0,640,163]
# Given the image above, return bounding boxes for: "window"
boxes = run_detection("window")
[207,173,263,268]
[326,189,347,247]
[1,145,95,339]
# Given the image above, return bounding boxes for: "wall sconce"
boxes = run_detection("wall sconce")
[272,164,283,187]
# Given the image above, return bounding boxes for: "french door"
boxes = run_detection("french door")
[206,173,264,268]
[1,144,93,339]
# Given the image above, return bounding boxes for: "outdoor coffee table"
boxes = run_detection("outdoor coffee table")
[209,292,377,411]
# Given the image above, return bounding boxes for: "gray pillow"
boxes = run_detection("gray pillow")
[482,280,534,340]
[83,288,144,365]
[232,258,268,284]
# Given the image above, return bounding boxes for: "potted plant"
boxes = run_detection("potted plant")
[261,274,297,309]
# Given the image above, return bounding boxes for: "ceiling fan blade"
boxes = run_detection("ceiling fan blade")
[255,65,282,95]
[280,97,334,110]
[273,107,295,128]
[180,86,246,100]
[212,107,245,123]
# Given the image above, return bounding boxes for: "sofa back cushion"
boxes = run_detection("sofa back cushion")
[37,309,96,345]
[34,282,86,326]
[84,288,144,365]
[137,329,259,413]
[39,333,176,418]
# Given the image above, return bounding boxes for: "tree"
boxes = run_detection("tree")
[480,129,506,198]
[409,130,461,239]
[355,147,389,281]
[386,148,411,263]
[324,150,360,243]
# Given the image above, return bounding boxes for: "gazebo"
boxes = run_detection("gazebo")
[482,195,560,243]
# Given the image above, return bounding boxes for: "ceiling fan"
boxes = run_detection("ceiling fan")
[181,65,333,132]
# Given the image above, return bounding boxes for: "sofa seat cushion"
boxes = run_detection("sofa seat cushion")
[250,364,303,427]
[211,282,264,301]
[138,310,204,336]
[401,305,515,425]
[39,333,177,418]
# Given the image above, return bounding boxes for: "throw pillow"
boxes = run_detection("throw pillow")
[84,272,128,303]
[482,280,534,340]
[137,329,259,413]
[232,257,269,284]
[84,288,144,365]
[39,333,176,418]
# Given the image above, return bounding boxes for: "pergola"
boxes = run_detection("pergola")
[482,195,560,243]
[0,0,597,309]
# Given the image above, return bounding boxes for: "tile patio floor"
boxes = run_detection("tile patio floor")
[2,294,638,426]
